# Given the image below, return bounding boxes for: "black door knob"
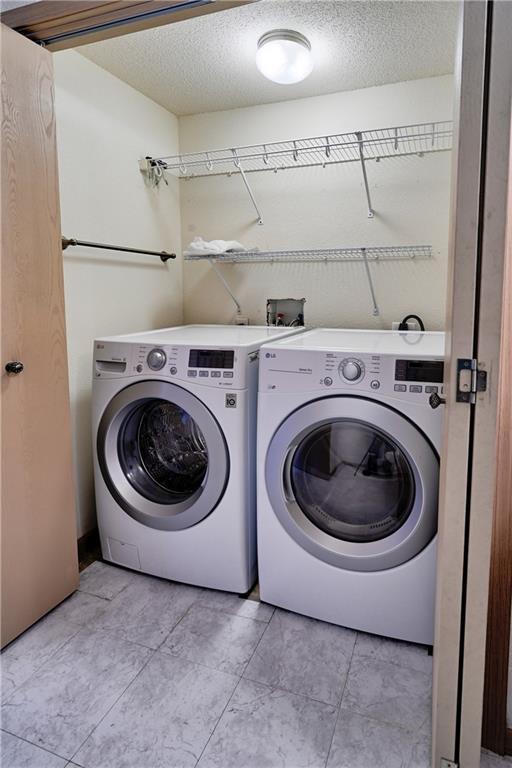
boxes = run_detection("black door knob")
[5,361,24,375]
[429,392,446,409]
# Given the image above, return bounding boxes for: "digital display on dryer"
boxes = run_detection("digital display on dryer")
[188,349,235,369]
[395,359,444,383]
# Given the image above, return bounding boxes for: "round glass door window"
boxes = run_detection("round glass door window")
[118,399,208,504]
[290,419,415,543]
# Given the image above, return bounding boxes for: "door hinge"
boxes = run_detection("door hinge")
[440,759,458,768]
[456,359,487,404]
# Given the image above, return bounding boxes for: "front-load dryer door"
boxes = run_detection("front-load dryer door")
[266,397,439,572]
[97,381,229,531]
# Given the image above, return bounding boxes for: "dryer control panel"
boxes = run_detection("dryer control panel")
[93,341,250,388]
[260,347,444,402]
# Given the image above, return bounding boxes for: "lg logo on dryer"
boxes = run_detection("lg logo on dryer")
[225,394,237,408]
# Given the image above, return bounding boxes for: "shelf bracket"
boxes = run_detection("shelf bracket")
[209,259,242,316]
[361,248,380,316]
[355,132,374,218]
[232,150,263,225]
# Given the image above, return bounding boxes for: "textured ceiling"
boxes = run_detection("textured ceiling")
[79,0,458,117]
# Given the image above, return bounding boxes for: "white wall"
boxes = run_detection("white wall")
[179,75,453,329]
[54,51,183,537]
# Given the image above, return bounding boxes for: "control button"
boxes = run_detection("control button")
[343,361,362,381]
[147,348,166,371]
[169,366,177,375]
[136,364,143,373]
[187,370,197,377]
[410,385,423,393]
[394,384,407,392]
[199,371,209,377]
[339,358,364,382]
[211,371,221,378]
[370,380,380,390]
[425,385,438,394]
[324,377,333,386]
[223,371,234,378]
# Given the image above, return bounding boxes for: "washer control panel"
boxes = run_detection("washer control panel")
[93,342,247,388]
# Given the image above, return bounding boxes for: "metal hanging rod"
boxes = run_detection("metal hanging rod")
[183,244,432,264]
[61,237,176,263]
[141,120,452,223]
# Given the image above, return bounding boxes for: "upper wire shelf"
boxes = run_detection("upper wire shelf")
[142,120,453,223]
[148,121,452,177]
[183,244,432,264]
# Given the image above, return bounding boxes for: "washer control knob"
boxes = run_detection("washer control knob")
[324,376,333,386]
[341,359,363,382]
[147,348,166,371]
[169,366,178,375]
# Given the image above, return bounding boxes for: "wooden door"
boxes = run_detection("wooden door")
[481,99,512,757]
[1,23,78,648]
[432,2,512,766]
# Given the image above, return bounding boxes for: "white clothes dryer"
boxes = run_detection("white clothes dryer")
[257,328,445,644]
[92,324,303,593]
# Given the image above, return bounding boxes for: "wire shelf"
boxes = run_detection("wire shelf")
[149,122,452,179]
[184,245,432,264]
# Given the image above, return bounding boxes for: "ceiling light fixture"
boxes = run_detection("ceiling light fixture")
[256,29,313,85]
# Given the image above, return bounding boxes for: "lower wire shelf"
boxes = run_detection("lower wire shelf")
[183,244,432,264]
[184,245,433,319]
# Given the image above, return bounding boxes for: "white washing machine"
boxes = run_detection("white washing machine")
[92,324,303,593]
[257,328,445,644]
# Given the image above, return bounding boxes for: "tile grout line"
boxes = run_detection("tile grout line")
[151,598,201,652]
[323,630,359,768]
[1,623,84,706]
[237,603,276,679]
[65,587,255,766]
[190,602,277,767]
[193,594,276,625]
[335,702,433,736]
[240,675,346,708]
[68,645,159,765]
[0,727,70,763]
[193,675,244,768]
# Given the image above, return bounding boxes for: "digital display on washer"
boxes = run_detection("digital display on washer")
[188,349,235,369]
[395,359,444,383]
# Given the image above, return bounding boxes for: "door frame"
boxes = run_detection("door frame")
[0,0,253,50]
[433,2,512,766]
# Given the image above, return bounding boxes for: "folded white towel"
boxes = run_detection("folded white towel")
[184,237,247,256]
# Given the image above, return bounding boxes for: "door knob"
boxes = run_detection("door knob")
[5,361,24,375]
[429,392,446,409]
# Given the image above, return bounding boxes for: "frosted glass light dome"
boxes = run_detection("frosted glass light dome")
[256,30,313,85]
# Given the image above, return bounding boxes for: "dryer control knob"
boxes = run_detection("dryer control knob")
[147,348,166,371]
[341,359,363,382]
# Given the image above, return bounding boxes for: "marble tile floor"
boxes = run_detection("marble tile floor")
[0,561,507,768]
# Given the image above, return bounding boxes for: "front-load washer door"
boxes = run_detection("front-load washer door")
[266,397,439,572]
[97,380,229,531]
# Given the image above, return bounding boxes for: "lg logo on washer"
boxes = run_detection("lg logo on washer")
[225,393,237,409]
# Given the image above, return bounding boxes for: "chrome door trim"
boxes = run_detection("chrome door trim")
[265,396,438,571]
[97,380,229,531]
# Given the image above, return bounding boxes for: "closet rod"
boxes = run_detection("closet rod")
[61,237,176,263]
